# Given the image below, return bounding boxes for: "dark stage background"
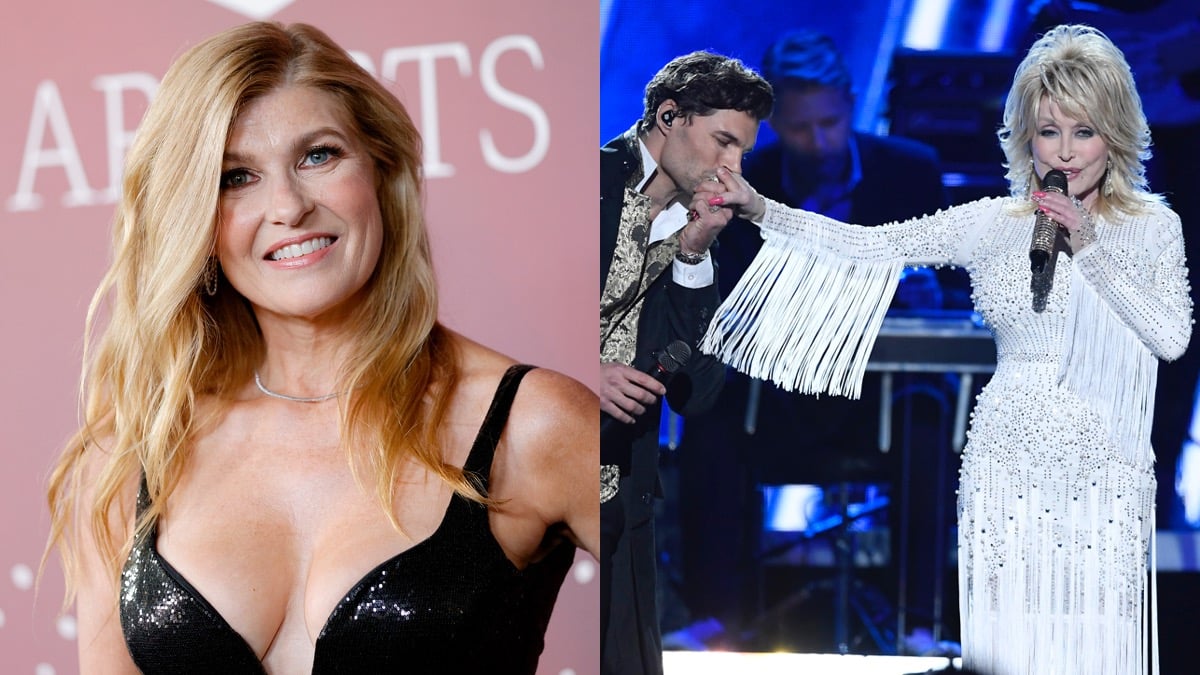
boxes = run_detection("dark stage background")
[601,0,1200,664]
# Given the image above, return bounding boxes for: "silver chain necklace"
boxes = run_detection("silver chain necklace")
[254,371,341,403]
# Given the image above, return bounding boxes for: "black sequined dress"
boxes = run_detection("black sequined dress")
[120,364,576,674]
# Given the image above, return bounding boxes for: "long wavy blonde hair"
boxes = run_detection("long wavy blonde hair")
[998,24,1165,217]
[47,22,473,597]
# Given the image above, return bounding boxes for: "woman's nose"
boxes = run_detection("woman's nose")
[267,176,312,226]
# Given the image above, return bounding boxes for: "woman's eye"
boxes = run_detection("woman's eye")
[304,145,342,166]
[220,170,251,189]
[1038,129,1057,137]
[1077,129,1094,138]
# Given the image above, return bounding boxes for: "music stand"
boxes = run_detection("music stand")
[743,311,996,654]
[865,312,996,651]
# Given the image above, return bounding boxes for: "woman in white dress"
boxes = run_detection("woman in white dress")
[696,25,1190,675]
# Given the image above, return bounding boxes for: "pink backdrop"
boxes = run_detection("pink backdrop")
[0,1,598,673]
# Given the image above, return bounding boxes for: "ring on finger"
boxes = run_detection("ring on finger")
[708,204,721,213]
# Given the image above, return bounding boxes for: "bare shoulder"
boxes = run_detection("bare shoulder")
[507,367,598,446]
[450,333,599,556]
[451,332,596,462]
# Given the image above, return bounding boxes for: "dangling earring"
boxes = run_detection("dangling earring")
[202,258,219,296]
[1103,158,1114,198]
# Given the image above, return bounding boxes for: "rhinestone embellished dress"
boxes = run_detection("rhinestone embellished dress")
[702,197,1191,675]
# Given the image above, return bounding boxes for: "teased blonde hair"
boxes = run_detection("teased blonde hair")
[998,24,1164,217]
[47,22,473,597]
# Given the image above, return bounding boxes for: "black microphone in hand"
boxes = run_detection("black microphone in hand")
[1030,169,1068,273]
[600,340,692,444]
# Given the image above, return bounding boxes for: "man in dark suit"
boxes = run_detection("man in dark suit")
[675,31,960,645]
[600,51,772,675]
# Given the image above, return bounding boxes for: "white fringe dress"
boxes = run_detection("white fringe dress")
[702,197,1191,675]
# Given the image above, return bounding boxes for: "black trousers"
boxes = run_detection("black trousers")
[601,475,662,675]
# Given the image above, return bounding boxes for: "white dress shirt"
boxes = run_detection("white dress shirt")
[636,140,714,288]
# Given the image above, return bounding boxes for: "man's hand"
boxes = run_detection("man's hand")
[601,361,668,424]
[679,184,734,255]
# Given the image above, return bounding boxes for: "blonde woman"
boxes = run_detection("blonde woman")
[699,25,1189,675]
[47,22,597,674]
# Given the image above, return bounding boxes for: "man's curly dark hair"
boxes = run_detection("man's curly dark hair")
[638,51,774,134]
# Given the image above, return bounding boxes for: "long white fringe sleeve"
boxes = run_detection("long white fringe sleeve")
[700,197,1001,397]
